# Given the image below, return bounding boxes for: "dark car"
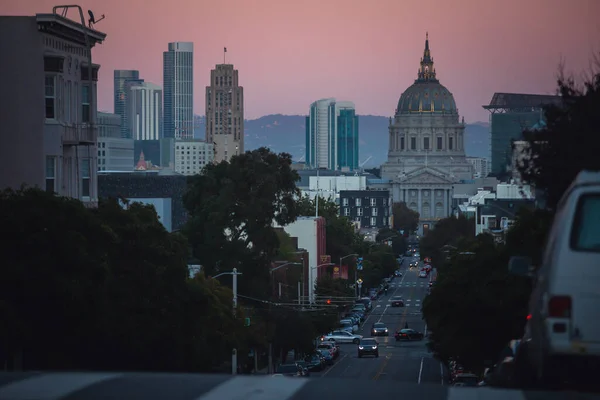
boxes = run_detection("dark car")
[274,363,310,377]
[303,353,326,371]
[371,322,389,336]
[317,349,334,365]
[394,328,424,341]
[391,296,405,307]
[358,338,379,358]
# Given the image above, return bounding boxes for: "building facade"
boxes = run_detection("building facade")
[113,70,143,139]
[380,33,473,234]
[483,92,560,176]
[174,139,214,175]
[97,112,133,172]
[305,99,359,170]
[98,170,188,232]
[0,12,106,206]
[466,156,490,178]
[339,190,391,229]
[163,42,194,139]
[205,63,244,162]
[129,82,163,140]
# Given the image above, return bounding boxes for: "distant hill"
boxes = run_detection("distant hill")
[195,114,490,167]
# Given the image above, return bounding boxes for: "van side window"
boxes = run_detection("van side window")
[571,194,600,252]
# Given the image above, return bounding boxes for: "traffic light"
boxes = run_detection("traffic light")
[326,299,331,305]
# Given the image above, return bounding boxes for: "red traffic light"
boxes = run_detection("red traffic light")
[326,299,331,305]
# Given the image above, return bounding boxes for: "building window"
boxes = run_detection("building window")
[422,202,430,218]
[342,198,349,206]
[344,208,350,216]
[355,198,361,207]
[370,198,376,206]
[437,137,443,150]
[449,137,454,150]
[45,156,56,193]
[400,137,405,150]
[82,85,90,123]
[410,137,416,150]
[383,198,387,206]
[372,208,378,216]
[370,217,376,226]
[45,75,55,119]
[424,137,430,150]
[435,202,444,217]
[357,208,363,216]
[81,159,90,197]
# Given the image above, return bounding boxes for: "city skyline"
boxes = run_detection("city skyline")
[3,0,597,123]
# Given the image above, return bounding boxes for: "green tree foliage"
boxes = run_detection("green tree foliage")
[422,234,531,373]
[517,68,600,210]
[315,276,354,299]
[183,148,301,299]
[504,208,553,268]
[419,216,475,267]
[296,196,362,261]
[392,202,420,234]
[0,188,245,372]
[376,227,408,256]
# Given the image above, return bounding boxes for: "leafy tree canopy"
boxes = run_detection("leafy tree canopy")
[183,148,301,299]
[419,216,475,267]
[376,227,408,256]
[517,67,600,210]
[315,276,354,299]
[392,202,420,234]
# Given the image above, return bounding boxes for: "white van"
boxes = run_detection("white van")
[511,170,600,386]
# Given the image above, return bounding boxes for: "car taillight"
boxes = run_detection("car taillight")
[548,295,571,318]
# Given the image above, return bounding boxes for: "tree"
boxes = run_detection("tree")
[315,276,354,299]
[419,216,475,267]
[422,234,530,373]
[392,202,420,234]
[376,227,408,256]
[183,148,301,300]
[517,66,600,210]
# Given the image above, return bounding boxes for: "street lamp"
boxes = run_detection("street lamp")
[270,262,302,300]
[310,262,335,304]
[210,268,242,375]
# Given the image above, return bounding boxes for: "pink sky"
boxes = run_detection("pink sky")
[3,0,599,122]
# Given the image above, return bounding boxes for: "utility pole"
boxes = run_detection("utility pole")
[232,267,238,375]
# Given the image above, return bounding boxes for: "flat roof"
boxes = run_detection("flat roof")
[483,92,561,110]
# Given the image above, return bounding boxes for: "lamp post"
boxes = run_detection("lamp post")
[271,262,302,299]
[211,268,243,374]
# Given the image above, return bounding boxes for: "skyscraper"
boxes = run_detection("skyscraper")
[305,99,359,170]
[163,42,194,139]
[205,63,244,162]
[128,82,163,140]
[114,70,143,139]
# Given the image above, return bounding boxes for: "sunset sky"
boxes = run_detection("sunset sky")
[3,0,599,122]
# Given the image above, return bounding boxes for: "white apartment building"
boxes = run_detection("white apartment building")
[174,139,214,175]
[466,157,490,178]
[97,112,134,172]
[0,11,106,206]
[303,175,367,202]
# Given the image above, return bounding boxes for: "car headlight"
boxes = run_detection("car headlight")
[384,329,388,332]
[372,346,377,349]
[358,346,364,349]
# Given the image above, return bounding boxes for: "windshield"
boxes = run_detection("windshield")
[374,323,385,328]
[360,340,377,346]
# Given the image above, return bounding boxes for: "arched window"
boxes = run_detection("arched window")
[435,202,444,217]
[422,202,430,218]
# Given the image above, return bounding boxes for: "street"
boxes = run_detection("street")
[319,258,445,384]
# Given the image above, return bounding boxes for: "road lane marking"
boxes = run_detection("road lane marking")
[372,352,392,380]
[418,356,424,384]
[320,353,348,377]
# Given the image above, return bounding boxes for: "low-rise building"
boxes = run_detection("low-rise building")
[174,139,214,175]
[0,10,106,206]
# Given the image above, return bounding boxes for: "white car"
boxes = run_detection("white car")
[339,319,358,333]
[324,330,363,344]
[419,271,428,278]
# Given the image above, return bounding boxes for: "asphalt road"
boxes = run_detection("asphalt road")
[320,258,446,384]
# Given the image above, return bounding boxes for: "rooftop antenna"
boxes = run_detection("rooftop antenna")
[87,10,105,29]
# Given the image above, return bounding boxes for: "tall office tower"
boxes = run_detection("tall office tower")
[128,82,163,140]
[114,70,143,138]
[305,99,359,170]
[205,63,244,162]
[163,42,194,139]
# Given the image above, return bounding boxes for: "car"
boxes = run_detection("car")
[371,322,389,336]
[274,363,310,377]
[339,319,359,333]
[419,270,428,278]
[394,328,424,341]
[316,349,334,365]
[391,296,405,307]
[511,170,600,386]
[317,342,338,358]
[323,330,363,344]
[358,338,379,358]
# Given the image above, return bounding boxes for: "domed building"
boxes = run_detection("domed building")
[381,33,473,234]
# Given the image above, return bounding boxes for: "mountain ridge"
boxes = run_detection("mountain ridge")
[194,114,490,167]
